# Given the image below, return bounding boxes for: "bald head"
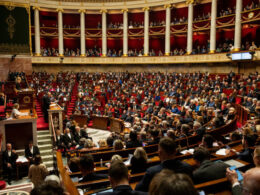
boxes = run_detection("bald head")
[243,168,260,195]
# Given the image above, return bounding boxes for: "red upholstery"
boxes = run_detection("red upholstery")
[0,106,5,113]
[0,180,6,190]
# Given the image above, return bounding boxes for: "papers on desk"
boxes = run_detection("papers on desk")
[50,103,56,107]
[180,148,194,155]
[224,159,245,169]
[215,148,227,156]
[16,156,29,163]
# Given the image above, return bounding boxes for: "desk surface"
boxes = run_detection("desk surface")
[6,109,37,120]
[49,104,63,111]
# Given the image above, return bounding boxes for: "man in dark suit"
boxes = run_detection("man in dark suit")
[74,126,87,144]
[193,147,229,184]
[42,92,51,123]
[63,128,76,149]
[79,154,107,183]
[3,143,18,184]
[97,161,147,195]
[135,137,193,192]
[55,129,65,150]
[237,134,256,163]
[25,141,40,164]
[226,167,260,195]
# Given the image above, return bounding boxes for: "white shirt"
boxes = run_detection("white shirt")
[10,108,28,119]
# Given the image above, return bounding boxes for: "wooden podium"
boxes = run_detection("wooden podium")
[110,118,124,133]
[0,109,38,150]
[92,115,109,130]
[48,103,64,131]
[72,115,88,127]
[18,89,34,109]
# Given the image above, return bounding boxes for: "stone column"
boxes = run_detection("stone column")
[165,4,171,56]
[57,8,64,56]
[234,0,242,51]
[79,9,86,56]
[209,0,217,53]
[33,7,41,56]
[187,2,194,54]
[122,9,128,56]
[101,9,107,57]
[143,7,149,56]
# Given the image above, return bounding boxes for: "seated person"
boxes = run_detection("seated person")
[98,161,147,195]
[63,128,76,149]
[113,139,124,150]
[193,147,229,184]
[147,130,160,145]
[126,131,142,149]
[130,147,148,174]
[3,143,18,184]
[55,129,65,150]
[237,134,257,163]
[25,140,40,164]
[149,170,198,195]
[226,167,260,195]
[79,154,108,182]
[68,157,80,173]
[9,103,28,119]
[135,137,193,192]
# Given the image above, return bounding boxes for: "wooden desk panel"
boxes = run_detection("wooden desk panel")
[92,116,108,130]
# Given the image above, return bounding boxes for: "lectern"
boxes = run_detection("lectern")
[18,89,34,109]
[48,103,64,132]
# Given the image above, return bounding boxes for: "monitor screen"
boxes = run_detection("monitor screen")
[231,52,252,60]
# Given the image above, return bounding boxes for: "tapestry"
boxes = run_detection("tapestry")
[0,5,30,54]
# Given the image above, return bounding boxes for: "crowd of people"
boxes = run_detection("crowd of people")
[2,70,260,195]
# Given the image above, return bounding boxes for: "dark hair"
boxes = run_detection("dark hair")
[203,134,214,148]
[68,157,80,173]
[79,154,94,172]
[244,134,257,147]
[193,147,210,163]
[150,130,159,137]
[107,136,114,147]
[129,131,138,141]
[159,137,176,155]
[34,155,42,166]
[30,181,65,195]
[109,161,128,183]
[149,170,198,195]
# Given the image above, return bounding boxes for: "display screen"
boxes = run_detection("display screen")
[231,52,253,60]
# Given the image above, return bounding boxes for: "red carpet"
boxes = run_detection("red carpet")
[37,117,49,130]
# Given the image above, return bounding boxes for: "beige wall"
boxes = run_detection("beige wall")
[32,62,260,74]
[0,55,32,81]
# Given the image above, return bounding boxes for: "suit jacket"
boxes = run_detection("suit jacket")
[25,146,40,159]
[74,130,88,144]
[3,150,18,167]
[97,185,147,195]
[56,134,65,148]
[135,158,193,192]
[193,160,230,184]
[232,184,242,195]
[63,133,75,147]
[42,95,50,111]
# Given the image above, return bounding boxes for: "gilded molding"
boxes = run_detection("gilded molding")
[186,0,198,5]
[56,8,64,12]
[100,9,107,13]
[78,9,86,13]
[121,8,128,12]
[164,4,172,9]
[142,7,150,11]
[32,6,40,11]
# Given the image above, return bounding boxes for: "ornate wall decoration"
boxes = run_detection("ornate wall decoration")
[0,5,30,54]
